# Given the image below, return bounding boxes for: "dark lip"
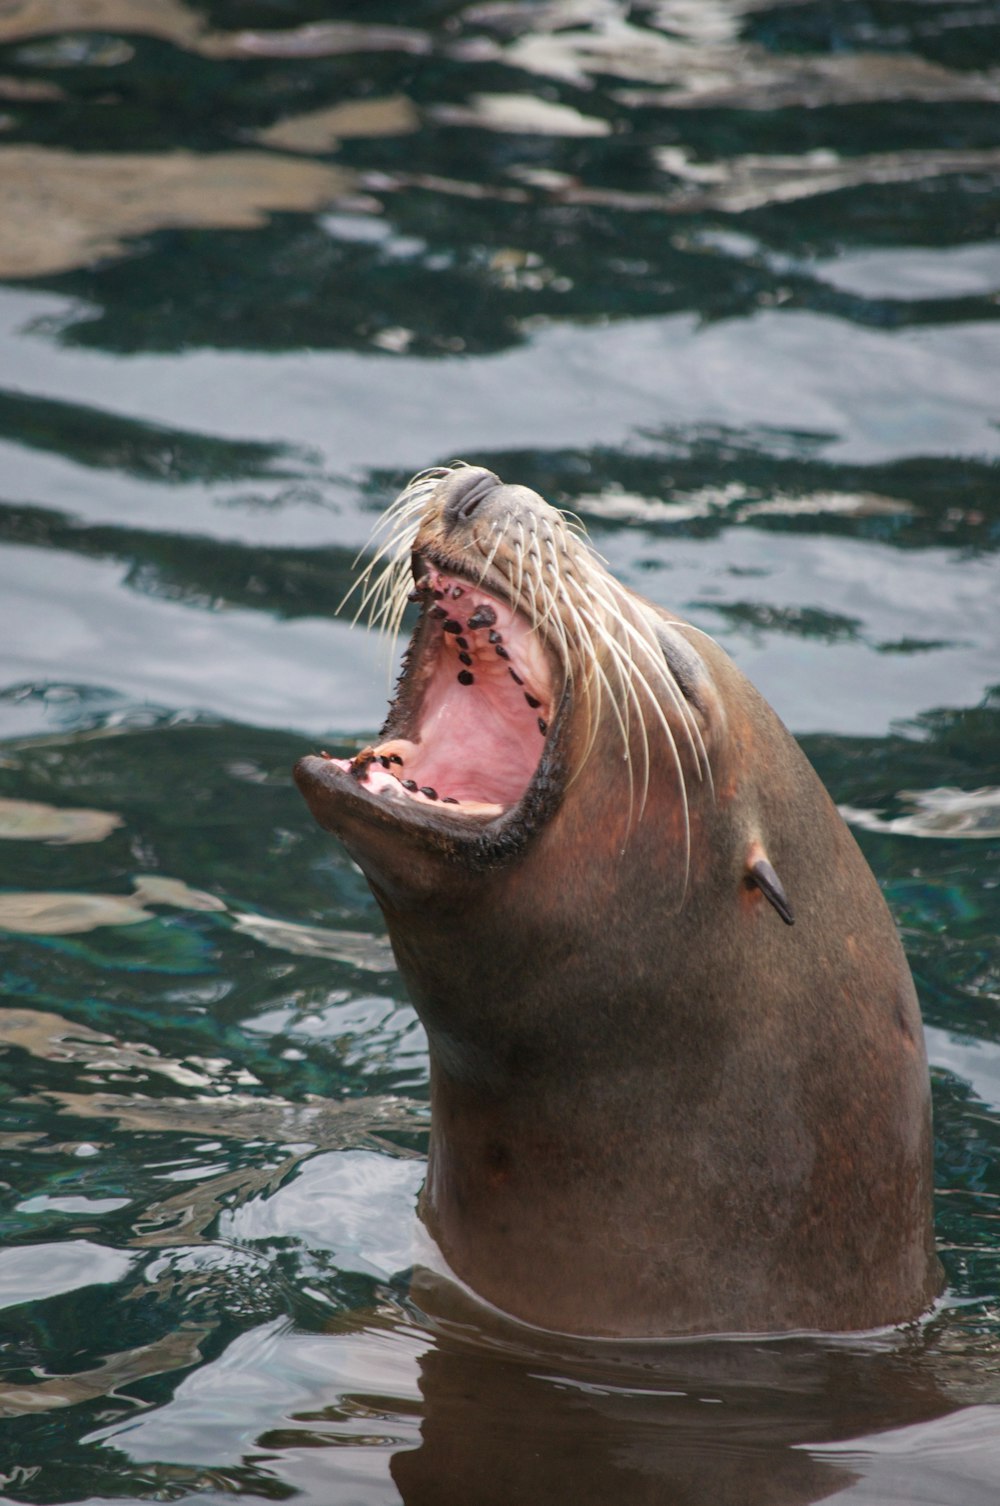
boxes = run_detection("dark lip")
[411,544,514,614]
[294,752,499,841]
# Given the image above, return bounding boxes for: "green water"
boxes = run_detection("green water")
[0,1,998,1501]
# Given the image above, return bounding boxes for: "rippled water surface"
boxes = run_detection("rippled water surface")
[0,1,999,1501]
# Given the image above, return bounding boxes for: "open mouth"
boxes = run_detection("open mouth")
[322,560,557,820]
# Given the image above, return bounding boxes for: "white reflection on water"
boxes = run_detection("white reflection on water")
[0,1239,134,1309]
[219,1148,425,1279]
[86,1314,424,1467]
[2,291,999,492]
[926,1029,1000,1116]
[817,243,1000,303]
[0,544,386,736]
[804,1405,1000,1506]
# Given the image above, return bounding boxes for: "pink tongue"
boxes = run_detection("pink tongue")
[355,762,408,799]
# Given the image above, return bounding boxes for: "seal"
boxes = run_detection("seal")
[295,463,941,1337]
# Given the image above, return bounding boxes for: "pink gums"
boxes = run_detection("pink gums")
[331,569,553,815]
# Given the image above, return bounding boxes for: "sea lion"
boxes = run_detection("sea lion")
[295,463,941,1337]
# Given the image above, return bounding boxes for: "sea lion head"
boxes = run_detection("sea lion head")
[295,462,727,918]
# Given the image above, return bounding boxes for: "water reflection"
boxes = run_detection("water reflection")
[391,1307,943,1506]
[50,1277,1000,1506]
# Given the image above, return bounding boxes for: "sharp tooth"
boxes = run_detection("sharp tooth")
[350,746,377,780]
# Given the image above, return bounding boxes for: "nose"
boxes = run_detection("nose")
[442,466,502,529]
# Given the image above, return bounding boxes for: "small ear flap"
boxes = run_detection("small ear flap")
[649,619,710,713]
[747,855,794,926]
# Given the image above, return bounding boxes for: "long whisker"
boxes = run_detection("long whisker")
[592,579,711,790]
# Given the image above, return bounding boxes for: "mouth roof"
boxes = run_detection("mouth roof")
[323,560,555,819]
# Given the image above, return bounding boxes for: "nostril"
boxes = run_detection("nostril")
[460,477,493,518]
[443,467,501,527]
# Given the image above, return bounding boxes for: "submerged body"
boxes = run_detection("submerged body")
[296,464,941,1337]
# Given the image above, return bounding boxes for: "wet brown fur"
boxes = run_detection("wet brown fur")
[296,467,941,1336]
